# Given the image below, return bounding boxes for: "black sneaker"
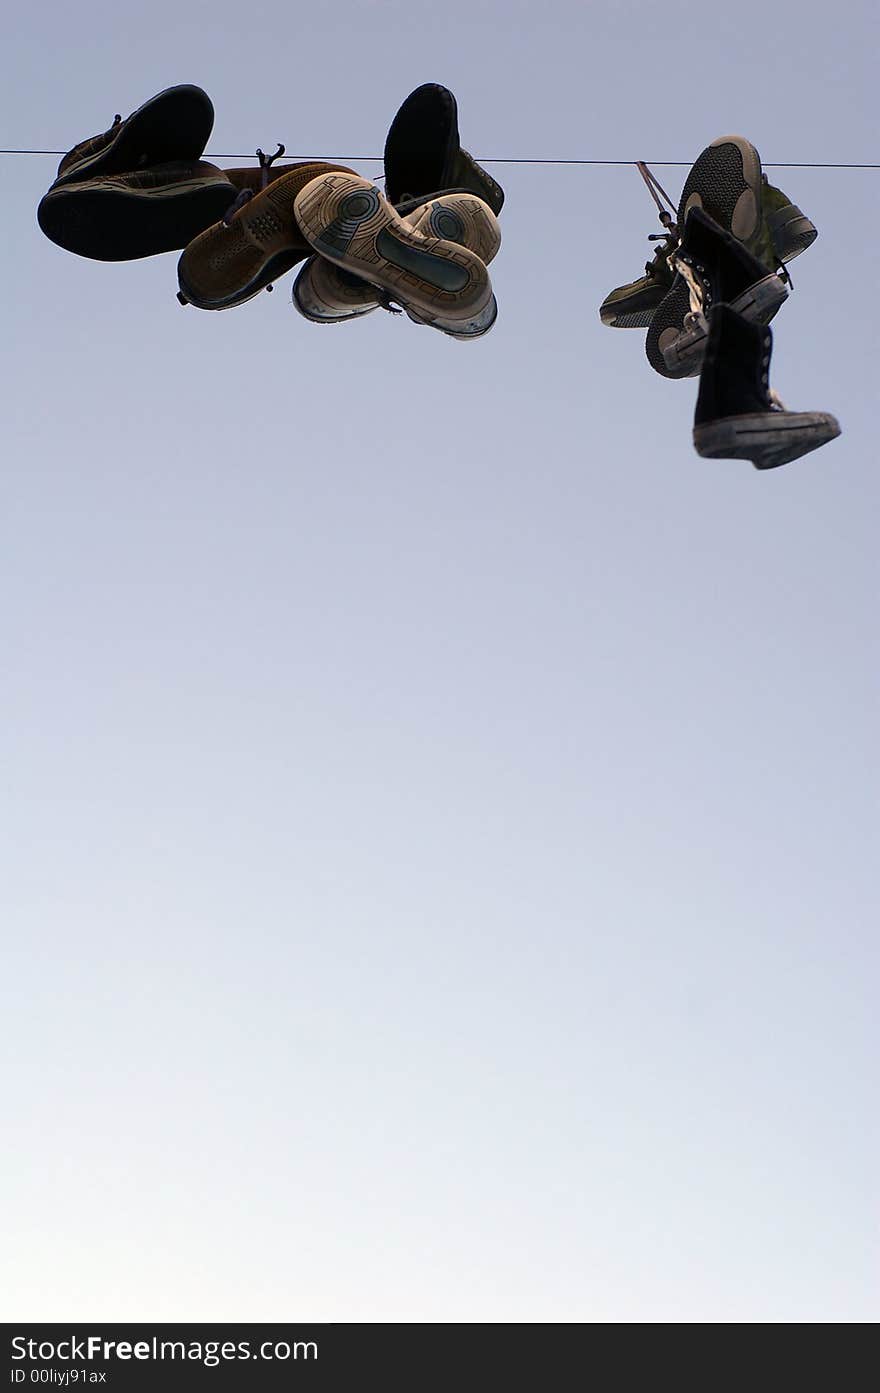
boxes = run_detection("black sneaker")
[384,83,504,214]
[693,305,840,470]
[661,205,788,374]
[51,85,215,189]
[646,134,778,378]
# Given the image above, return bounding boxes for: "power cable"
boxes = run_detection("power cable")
[1,149,878,169]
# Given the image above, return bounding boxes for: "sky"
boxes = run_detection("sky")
[1,0,877,1324]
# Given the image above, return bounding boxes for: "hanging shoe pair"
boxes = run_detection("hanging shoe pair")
[292,187,501,336]
[37,86,239,260]
[600,136,817,377]
[647,135,793,379]
[36,84,359,266]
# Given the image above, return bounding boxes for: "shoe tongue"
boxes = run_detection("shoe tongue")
[384,83,460,205]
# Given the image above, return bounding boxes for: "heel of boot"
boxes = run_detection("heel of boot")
[730,272,789,325]
[767,204,818,262]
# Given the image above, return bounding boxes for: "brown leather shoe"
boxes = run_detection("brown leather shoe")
[177,161,356,310]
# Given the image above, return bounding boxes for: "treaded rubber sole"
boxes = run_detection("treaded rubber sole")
[661,272,788,374]
[694,411,841,469]
[646,275,701,377]
[177,162,350,310]
[599,292,666,329]
[678,136,763,242]
[602,308,654,328]
[292,191,500,326]
[179,246,308,310]
[292,257,379,322]
[768,205,818,262]
[37,178,236,261]
[409,194,501,266]
[54,86,215,188]
[405,293,498,339]
[294,173,493,325]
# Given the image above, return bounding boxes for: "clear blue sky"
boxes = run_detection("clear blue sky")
[2,0,876,1322]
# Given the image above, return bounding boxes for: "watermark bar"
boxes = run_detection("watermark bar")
[4,1324,571,1390]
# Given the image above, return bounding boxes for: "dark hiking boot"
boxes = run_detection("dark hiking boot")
[693,305,840,470]
[661,205,788,373]
[601,175,815,331]
[384,83,504,214]
[176,161,356,310]
[37,162,237,260]
[293,190,500,337]
[52,85,215,189]
[646,134,780,377]
[293,173,494,333]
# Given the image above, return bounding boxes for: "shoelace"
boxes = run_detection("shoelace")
[221,143,287,225]
[256,142,286,188]
[376,291,403,315]
[673,253,707,318]
[222,187,253,226]
[636,161,680,278]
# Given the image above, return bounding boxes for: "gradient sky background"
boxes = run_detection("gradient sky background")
[2,0,876,1323]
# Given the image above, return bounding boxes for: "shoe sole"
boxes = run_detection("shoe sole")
[410,194,501,266]
[405,293,498,340]
[647,275,702,377]
[292,257,380,322]
[37,177,236,261]
[293,174,492,325]
[679,135,763,242]
[177,163,345,310]
[605,136,769,338]
[661,272,788,373]
[647,135,767,378]
[768,204,818,262]
[294,192,500,327]
[693,411,841,469]
[600,301,664,329]
[54,86,215,188]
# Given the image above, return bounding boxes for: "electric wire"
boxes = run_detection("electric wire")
[1,149,878,169]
